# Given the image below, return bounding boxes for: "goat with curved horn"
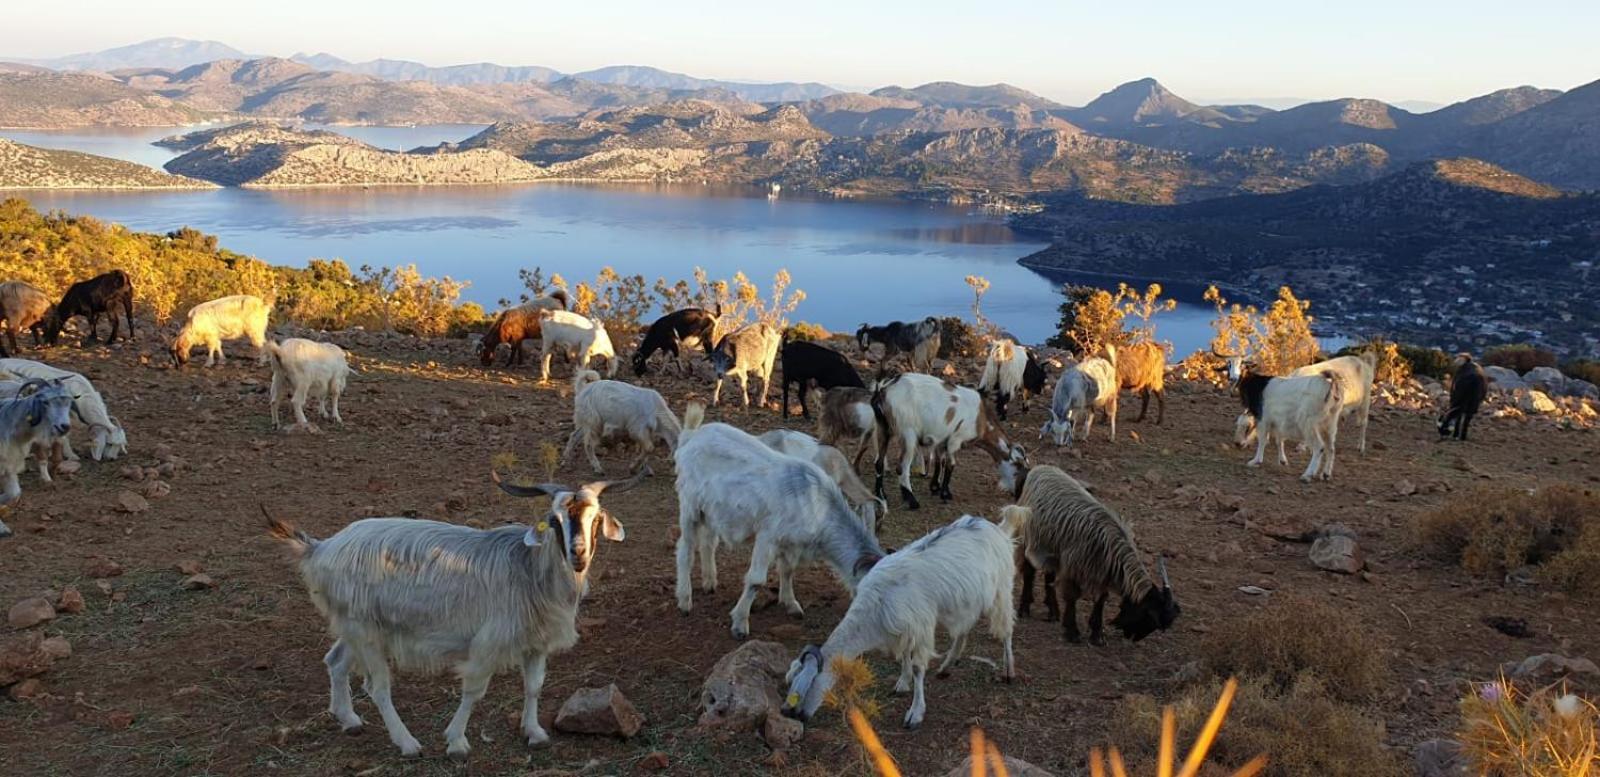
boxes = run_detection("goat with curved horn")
[490,469,569,499]
[582,464,651,497]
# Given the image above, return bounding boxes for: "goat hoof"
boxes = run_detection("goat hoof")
[1000,673,1015,684]
[397,737,423,758]
[525,727,550,747]
[1089,634,1106,647]
[902,714,923,730]
[731,626,749,641]
[339,721,364,736]
[447,742,471,761]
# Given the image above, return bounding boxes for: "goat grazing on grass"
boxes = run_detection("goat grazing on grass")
[781,513,1016,730]
[170,294,272,367]
[1235,369,1345,482]
[1439,353,1488,441]
[264,339,351,430]
[674,403,885,639]
[0,281,51,355]
[536,310,616,382]
[0,358,127,461]
[780,339,863,419]
[856,317,941,372]
[759,428,887,535]
[1116,341,1167,425]
[632,307,718,377]
[563,369,680,475]
[0,378,74,537]
[478,292,569,368]
[1042,349,1118,447]
[871,372,1027,510]
[42,270,135,345]
[1006,465,1179,645]
[977,339,1047,421]
[710,322,781,409]
[266,467,644,758]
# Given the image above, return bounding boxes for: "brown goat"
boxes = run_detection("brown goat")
[816,386,877,468]
[478,291,568,367]
[1116,341,1167,424]
[0,281,52,354]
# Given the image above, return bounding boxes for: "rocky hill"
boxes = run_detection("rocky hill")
[1459,79,1600,190]
[0,71,209,127]
[870,81,1062,109]
[0,138,213,188]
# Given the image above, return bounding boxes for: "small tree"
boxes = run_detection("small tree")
[1258,286,1320,374]
[1116,282,1177,346]
[965,274,1002,341]
[1050,284,1126,356]
[1204,285,1262,361]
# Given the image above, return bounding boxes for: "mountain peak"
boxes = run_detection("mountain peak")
[1073,78,1202,125]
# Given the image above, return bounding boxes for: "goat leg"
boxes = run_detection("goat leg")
[1087,592,1108,646]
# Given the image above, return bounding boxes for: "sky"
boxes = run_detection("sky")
[7,0,1598,105]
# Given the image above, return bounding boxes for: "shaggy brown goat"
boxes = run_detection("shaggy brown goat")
[1116,341,1167,424]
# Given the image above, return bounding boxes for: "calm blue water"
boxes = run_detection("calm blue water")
[1,125,1229,352]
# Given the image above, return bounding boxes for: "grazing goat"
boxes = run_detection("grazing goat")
[1235,370,1344,482]
[871,372,1027,510]
[780,339,863,419]
[266,467,644,758]
[478,292,569,368]
[536,310,616,381]
[674,403,885,639]
[0,379,74,537]
[856,317,941,371]
[816,386,876,466]
[1291,351,1376,454]
[1116,341,1167,424]
[1439,353,1488,441]
[171,294,272,367]
[977,339,1047,421]
[1042,349,1118,447]
[42,270,135,345]
[0,281,51,354]
[759,428,887,535]
[710,322,781,408]
[781,513,1016,730]
[0,358,127,461]
[264,339,351,430]
[563,369,680,475]
[1006,465,1179,645]
[632,307,718,377]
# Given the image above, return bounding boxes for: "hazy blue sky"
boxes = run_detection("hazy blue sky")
[9,0,1597,104]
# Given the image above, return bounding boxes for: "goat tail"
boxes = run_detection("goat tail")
[998,504,1031,538]
[261,504,316,557]
[1103,342,1118,368]
[262,339,284,369]
[681,400,706,433]
[572,368,603,393]
[1320,369,1345,416]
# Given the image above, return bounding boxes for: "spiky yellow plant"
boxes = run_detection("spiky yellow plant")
[1458,678,1598,776]
[538,442,561,481]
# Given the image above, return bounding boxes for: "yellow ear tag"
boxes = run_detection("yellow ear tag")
[536,520,550,533]
[785,693,800,707]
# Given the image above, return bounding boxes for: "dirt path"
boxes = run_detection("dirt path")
[1,334,1595,776]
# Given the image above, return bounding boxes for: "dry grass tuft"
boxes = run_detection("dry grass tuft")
[1412,484,1600,594]
[1458,679,1599,776]
[1111,675,1404,777]
[1198,597,1388,703]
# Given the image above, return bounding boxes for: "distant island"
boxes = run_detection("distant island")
[0,138,213,189]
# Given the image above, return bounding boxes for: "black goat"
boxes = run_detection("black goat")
[855,317,940,371]
[780,339,864,419]
[42,270,135,345]
[1439,354,1489,441]
[632,307,719,377]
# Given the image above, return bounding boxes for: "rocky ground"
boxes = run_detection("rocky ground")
[1,327,1597,776]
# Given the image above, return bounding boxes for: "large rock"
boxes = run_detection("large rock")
[553,684,644,738]
[1502,653,1600,691]
[1523,367,1568,395]
[944,755,1056,777]
[0,632,70,686]
[7,597,56,629]
[1414,739,1468,777]
[1518,389,1559,415]
[700,640,790,730]
[1484,366,1526,393]
[1568,379,1600,400]
[1309,525,1364,574]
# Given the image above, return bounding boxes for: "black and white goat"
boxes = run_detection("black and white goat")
[856,317,940,372]
[977,338,1046,421]
[871,372,1027,510]
[780,339,863,419]
[673,403,885,639]
[266,468,644,758]
[1234,369,1345,482]
[1439,353,1488,441]
[632,307,719,377]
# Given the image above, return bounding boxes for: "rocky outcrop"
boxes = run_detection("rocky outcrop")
[0,139,214,189]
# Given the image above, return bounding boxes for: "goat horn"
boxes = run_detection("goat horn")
[587,464,651,496]
[13,378,47,399]
[1158,557,1171,589]
[491,469,568,499]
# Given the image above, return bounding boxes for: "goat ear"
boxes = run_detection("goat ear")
[599,511,625,542]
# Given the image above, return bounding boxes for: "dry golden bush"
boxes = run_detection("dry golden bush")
[1458,679,1599,776]
[1413,485,1600,595]
[1198,597,1388,703]
[1201,285,1320,375]
[1111,675,1404,777]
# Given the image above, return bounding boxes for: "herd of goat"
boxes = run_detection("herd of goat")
[0,271,1498,758]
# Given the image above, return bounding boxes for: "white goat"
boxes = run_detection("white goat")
[1043,350,1119,447]
[264,339,351,430]
[563,369,680,475]
[0,379,74,537]
[170,294,272,367]
[537,310,616,382]
[758,428,887,536]
[872,373,1027,510]
[267,467,644,758]
[1292,351,1376,454]
[674,403,885,639]
[780,514,1017,730]
[709,322,781,408]
[978,339,1043,420]
[1234,371,1345,482]
[0,358,127,461]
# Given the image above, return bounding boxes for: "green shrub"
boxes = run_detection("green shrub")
[936,316,978,359]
